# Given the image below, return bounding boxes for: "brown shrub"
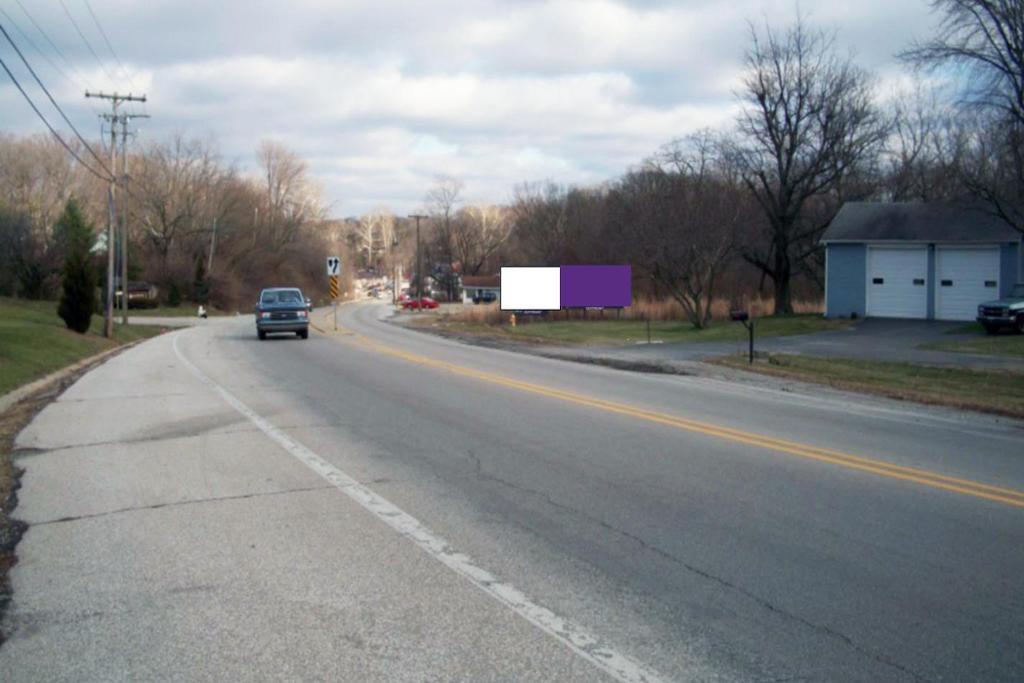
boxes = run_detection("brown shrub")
[443,295,824,326]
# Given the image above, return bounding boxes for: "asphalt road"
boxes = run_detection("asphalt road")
[3,302,1023,682]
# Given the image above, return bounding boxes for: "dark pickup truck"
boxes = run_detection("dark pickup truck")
[976,283,1024,334]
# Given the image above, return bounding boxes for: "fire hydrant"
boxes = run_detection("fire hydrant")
[509,313,516,328]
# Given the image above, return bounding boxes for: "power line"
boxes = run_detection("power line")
[0,52,112,182]
[81,0,137,92]
[57,0,119,86]
[0,21,115,178]
[0,7,75,91]
[11,0,101,115]
[0,5,99,118]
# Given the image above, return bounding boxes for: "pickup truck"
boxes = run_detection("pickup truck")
[255,287,310,340]
[976,283,1024,334]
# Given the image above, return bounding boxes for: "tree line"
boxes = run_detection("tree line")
[0,134,336,312]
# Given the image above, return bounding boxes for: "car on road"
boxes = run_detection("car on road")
[976,283,1024,334]
[402,296,439,310]
[256,287,309,340]
[472,291,498,304]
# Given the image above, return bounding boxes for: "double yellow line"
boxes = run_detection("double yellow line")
[323,319,1024,510]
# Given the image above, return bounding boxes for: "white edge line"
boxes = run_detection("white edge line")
[171,330,671,683]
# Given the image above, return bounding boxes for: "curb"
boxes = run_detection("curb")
[0,339,147,415]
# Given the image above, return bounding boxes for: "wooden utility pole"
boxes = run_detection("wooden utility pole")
[117,111,148,323]
[408,214,427,303]
[86,90,146,337]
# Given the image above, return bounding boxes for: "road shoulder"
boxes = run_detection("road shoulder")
[0,328,625,682]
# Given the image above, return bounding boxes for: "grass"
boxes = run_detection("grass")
[420,313,849,346]
[715,353,1024,418]
[0,297,167,396]
[921,333,1024,358]
[126,304,226,317]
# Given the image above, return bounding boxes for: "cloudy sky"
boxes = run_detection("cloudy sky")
[1,1,942,217]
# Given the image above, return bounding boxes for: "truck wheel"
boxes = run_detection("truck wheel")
[1016,315,1024,335]
[982,322,1000,335]
[299,329,309,339]
[258,330,266,340]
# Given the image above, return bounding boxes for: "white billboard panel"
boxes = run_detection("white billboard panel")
[500,267,560,310]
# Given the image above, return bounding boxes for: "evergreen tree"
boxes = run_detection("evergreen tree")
[56,199,96,334]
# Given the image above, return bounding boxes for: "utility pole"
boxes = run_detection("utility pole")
[207,216,218,274]
[87,90,146,337]
[117,111,149,324]
[408,214,427,304]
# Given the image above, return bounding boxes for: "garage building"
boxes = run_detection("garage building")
[823,202,1023,321]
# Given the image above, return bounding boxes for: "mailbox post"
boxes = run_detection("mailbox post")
[730,310,754,364]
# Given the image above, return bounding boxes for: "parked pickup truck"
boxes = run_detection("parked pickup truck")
[976,283,1024,334]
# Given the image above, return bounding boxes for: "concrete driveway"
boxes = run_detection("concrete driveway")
[538,318,1024,370]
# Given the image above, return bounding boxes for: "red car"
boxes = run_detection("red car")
[402,296,439,310]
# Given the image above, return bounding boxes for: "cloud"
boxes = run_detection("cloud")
[0,0,940,216]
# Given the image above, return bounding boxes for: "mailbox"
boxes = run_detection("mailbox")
[730,310,754,364]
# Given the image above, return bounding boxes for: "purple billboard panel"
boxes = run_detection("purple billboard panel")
[559,265,632,308]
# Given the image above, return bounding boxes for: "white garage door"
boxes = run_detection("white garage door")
[935,247,1000,321]
[866,247,928,319]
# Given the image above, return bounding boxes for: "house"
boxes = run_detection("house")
[822,202,1023,321]
[461,275,500,304]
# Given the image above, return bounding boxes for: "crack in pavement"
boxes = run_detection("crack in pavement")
[12,422,343,457]
[463,449,931,683]
[31,485,336,526]
[55,392,202,403]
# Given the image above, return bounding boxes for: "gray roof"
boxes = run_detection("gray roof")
[821,202,1021,243]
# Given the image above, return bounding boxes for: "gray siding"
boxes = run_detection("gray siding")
[926,245,936,318]
[825,244,865,318]
[1004,241,1023,294]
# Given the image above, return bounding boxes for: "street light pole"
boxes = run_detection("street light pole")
[408,214,427,304]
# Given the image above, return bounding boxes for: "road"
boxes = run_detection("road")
[3,301,1023,682]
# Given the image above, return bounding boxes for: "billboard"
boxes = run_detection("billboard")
[560,265,632,308]
[499,267,561,310]
[500,265,631,310]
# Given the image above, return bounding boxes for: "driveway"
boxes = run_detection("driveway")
[536,318,1024,370]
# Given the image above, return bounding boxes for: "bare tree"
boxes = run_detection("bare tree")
[132,135,222,264]
[610,138,751,328]
[508,182,603,266]
[736,17,887,313]
[425,176,463,299]
[885,83,969,201]
[451,204,512,275]
[257,140,323,247]
[903,0,1024,124]
[353,208,395,270]
[902,0,1024,231]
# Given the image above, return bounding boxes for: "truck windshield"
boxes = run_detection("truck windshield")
[262,290,302,304]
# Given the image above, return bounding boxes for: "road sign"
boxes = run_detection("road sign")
[326,256,340,276]
[329,275,339,300]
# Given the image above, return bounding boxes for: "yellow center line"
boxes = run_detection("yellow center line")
[322,321,1024,509]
